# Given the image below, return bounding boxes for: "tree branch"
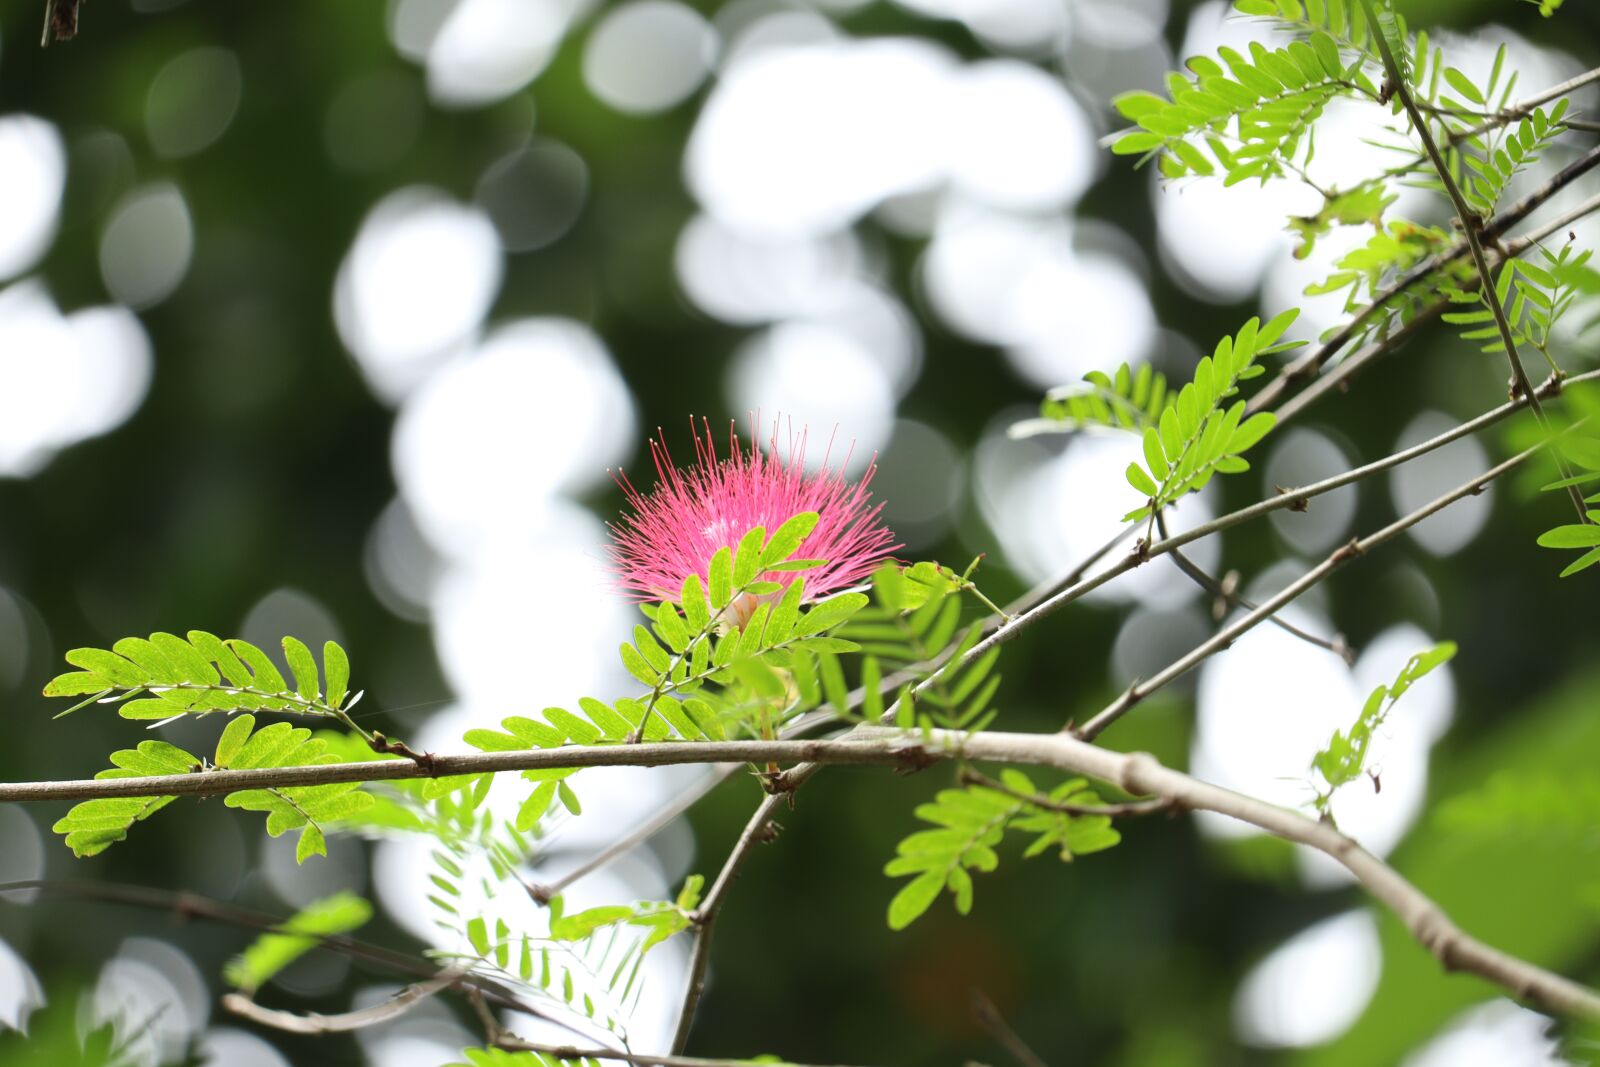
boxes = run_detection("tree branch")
[4,730,1596,1017]
[581,717,1600,1021]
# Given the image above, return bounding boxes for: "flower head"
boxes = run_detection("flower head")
[608,419,899,607]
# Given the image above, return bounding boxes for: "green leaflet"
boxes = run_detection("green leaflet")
[885,770,1121,930]
[448,1051,608,1067]
[1304,220,1456,338]
[216,715,377,863]
[1453,240,1593,362]
[1010,361,1173,440]
[1538,373,1600,575]
[1109,20,1382,186]
[838,561,1005,733]
[443,877,708,1049]
[224,891,373,995]
[51,740,198,858]
[43,631,355,720]
[1121,312,1300,520]
[1288,180,1396,260]
[548,874,702,952]
[50,712,376,860]
[1312,641,1457,815]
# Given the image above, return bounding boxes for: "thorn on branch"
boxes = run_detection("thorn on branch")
[368,732,438,775]
[41,0,80,46]
[759,767,800,800]
[1275,486,1311,513]
[173,891,202,923]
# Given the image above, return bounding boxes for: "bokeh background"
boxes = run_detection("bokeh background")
[2,0,1600,1064]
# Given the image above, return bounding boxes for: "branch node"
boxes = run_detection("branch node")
[891,741,939,777]
[1118,752,1163,797]
[1330,538,1365,563]
[1332,634,1356,668]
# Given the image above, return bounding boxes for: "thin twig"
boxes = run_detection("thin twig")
[1268,298,1447,426]
[970,988,1050,1067]
[221,966,469,1034]
[0,738,946,802]
[1443,66,1600,149]
[493,1033,873,1067]
[1154,512,1352,663]
[1004,525,1141,619]
[0,879,544,1018]
[524,766,736,905]
[1076,434,1545,740]
[870,369,1598,728]
[670,791,787,1053]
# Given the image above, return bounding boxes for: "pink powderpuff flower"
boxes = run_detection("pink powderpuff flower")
[608,419,900,614]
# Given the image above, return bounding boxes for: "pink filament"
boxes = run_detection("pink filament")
[608,418,900,604]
